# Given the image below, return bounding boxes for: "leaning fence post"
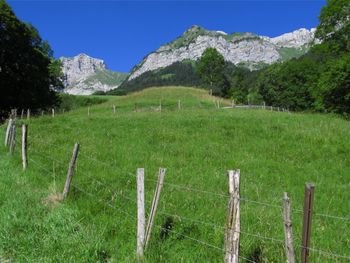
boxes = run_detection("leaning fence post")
[301,183,315,263]
[144,168,166,250]
[283,192,295,263]
[224,170,240,263]
[9,122,16,154]
[62,143,80,200]
[5,118,13,146]
[137,168,145,260]
[22,124,28,170]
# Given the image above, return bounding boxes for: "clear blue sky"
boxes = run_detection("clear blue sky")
[8,0,326,72]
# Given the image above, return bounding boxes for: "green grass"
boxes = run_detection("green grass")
[58,93,108,112]
[83,70,128,87]
[1,87,349,262]
[278,46,309,61]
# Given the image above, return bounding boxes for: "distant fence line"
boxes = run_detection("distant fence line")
[5,100,291,121]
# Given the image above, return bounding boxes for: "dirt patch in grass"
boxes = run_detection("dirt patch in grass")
[42,193,63,208]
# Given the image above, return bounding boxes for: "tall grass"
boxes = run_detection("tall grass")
[0,87,349,262]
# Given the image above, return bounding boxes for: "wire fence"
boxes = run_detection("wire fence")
[2,111,350,262]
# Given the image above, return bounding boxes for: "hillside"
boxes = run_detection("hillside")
[0,87,349,262]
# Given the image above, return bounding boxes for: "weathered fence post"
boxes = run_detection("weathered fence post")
[224,170,240,263]
[41,110,44,116]
[5,118,13,146]
[113,105,116,114]
[52,108,55,117]
[9,122,16,154]
[137,168,145,260]
[263,101,266,110]
[232,100,235,108]
[301,183,315,263]
[283,192,295,263]
[144,168,166,250]
[21,124,28,170]
[178,100,181,110]
[62,143,80,200]
[27,109,30,120]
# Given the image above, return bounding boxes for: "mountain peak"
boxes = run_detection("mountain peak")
[128,26,316,80]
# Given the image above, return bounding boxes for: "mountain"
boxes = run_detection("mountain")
[60,54,128,95]
[128,25,316,80]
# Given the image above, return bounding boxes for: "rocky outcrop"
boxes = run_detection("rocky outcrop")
[128,26,315,80]
[60,54,127,95]
[266,28,316,48]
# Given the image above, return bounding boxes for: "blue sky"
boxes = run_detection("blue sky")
[8,0,326,72]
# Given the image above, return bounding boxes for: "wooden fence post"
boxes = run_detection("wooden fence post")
[283,192,295,263]
[137,168,145,260]
[52,108,55,117]
[144,168,166,250]
[62,143,80,200]
[232,100,235,108]
[113,105,116,114]
[22,124,28,170]
[27,109,30,120]
[263,101,266,109]
[9,123,16,154]
[301,183,315,263]
[5,118,13,146]
[178,100,181,110]
[41,110,44,116]
[224,170,240,263]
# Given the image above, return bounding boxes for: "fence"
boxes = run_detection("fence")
[1,110,349,263]
[4,99,290,121]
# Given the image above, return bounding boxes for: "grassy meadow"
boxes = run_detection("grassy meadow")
[0,87,349,262]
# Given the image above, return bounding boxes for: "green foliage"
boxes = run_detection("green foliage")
[0,0,63,120]
[256,57,320,111]
[196,48,229,96]
[57,93,107,111]
[111,61,204,94]
[316,0,350,42]
[0,87,349,262]
[318,54,350,116]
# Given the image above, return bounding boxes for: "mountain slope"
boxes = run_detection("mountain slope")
[60,54,128,95]
[128,25,315,80]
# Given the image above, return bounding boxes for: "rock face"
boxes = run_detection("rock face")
[128,26,315,80]
[60,54,127,95]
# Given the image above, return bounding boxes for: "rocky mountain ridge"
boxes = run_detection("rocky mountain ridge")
[60,54,127,95]
[128,26,316,80]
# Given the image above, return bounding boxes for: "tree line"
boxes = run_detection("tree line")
[0,0,63,121]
